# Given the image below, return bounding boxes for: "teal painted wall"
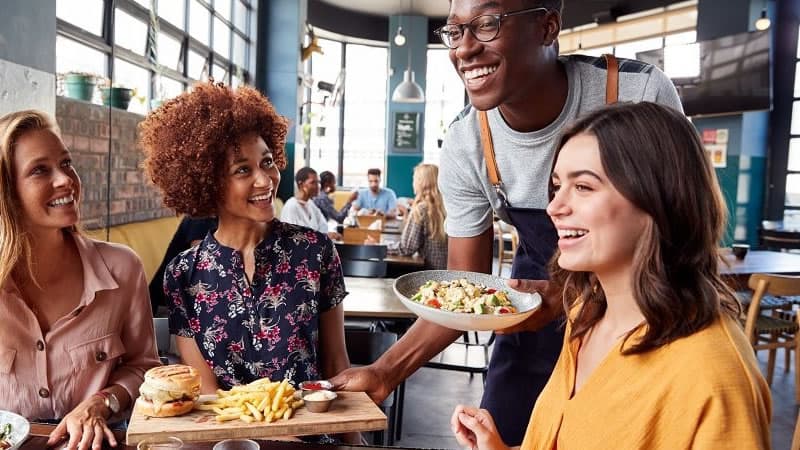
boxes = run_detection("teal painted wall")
[385,15,427,199]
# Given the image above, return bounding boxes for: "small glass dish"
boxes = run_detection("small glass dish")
[136,436,184,449]
[298,380,333,396]
[302,389,337,413]
[212,438,260,450]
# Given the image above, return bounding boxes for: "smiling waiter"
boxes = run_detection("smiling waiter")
[331,0,682,444]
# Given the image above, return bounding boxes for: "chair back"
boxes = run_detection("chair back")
[744,274,800,340]
[356,215,383,230]
[345,329,398,366]
[341,259,388,278]
[336,243,388,260]
[343,227,381,244]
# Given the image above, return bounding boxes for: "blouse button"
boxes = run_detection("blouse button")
[39,388,50,398]
[36,340,44,351]
[95,351,107,362]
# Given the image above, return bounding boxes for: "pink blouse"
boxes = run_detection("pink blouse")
[0,233,160,419]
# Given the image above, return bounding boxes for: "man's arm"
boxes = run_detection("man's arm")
[330,228,494,403]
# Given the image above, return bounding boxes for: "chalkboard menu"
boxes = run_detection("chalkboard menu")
[393,112,420,151]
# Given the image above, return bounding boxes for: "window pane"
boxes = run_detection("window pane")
[190,0,211,46]
[232,72,244,88]
[424,48,465,164]
[155,76,184,101]
[581,46,613,57]
[56,35,107,78]
[112,58,149,115]
[213,17,230,58]
[233,34,246,67]
[188,50,208,80]
[212,63,228,83]
[306,39,343,179]
[787,174,800,207]
[665,31,696,46]
[792,101,800,135]
[115,8,148,55]
[789,138,800,172]
[795,61,800,98]
[159,0,185,29]
[343,44,388,187]
[234,0,248,33]
[157,31,183,71]
[614,37,663,60]
[216,0,232,21]
[57,0,104,36]
[664,43,701,78]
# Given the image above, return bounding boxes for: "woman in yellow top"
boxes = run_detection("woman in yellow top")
[451,102,771,450]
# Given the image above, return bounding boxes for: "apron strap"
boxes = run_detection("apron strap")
[603,53,619,104]
[478,109,508,205]
[478,55,620,204]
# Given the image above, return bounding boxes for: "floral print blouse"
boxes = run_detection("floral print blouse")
[166,220,347,389]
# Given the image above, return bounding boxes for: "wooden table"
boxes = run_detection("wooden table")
[720,250,800,289]
[342,277,415,320]
[22,423,415,449]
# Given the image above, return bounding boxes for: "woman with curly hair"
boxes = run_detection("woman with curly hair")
[0,110,159,448]
[139,83,351,405]
[392,164,447,269]
[451,103,770,449]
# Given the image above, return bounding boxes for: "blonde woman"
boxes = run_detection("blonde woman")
[395,164,447,269]
[0,110,159,448]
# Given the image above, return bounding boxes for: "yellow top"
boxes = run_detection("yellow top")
[521,314,771,450]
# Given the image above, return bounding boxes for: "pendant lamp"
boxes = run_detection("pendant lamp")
[391,10,425,103]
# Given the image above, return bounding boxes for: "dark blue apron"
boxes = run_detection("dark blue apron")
[475,54,619,444]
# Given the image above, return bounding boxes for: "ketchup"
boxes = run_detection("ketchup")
[303,382,324,390]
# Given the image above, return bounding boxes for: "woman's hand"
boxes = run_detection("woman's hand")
[47,395,117,449]
[451,405,508,450]
[497,279,563,335]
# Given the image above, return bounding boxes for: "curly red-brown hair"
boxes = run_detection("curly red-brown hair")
[139,82,288,217]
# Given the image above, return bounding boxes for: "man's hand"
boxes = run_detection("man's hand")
[329,366,392,404]
[496,279,563,335]
[348,190,359,202]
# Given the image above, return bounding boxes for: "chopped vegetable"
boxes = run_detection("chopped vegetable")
[411,279,517,315]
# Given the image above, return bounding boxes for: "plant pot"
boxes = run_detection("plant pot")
[63,74,96,102]
[101,87,133,110]
[315,126,326,137]
[150,99,164,109]
[437,138,443,148]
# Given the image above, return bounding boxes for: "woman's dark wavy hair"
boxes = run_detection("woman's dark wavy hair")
[549,102,740,355]
[139,81,288,217]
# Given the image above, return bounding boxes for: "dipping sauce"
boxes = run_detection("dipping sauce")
[304,390,336,401]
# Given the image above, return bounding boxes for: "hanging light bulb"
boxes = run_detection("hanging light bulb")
[394,26,406,46]
[754,9,770,31]
[391,9,425,103]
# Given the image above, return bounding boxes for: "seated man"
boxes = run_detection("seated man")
[353,168,398,218]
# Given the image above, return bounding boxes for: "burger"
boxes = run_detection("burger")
[135,364,201,417]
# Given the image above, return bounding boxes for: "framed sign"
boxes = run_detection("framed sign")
[393,112,420,151]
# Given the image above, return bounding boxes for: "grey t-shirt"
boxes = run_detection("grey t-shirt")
[439,55,683,238]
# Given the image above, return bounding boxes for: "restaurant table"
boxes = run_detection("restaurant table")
[342,277,415,320]
[23,423,422,449]
[720,250,800,290]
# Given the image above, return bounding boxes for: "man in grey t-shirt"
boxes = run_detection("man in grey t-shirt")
[331,0,681,444]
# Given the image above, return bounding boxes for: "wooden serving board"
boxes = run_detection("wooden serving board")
[126,392,386,445]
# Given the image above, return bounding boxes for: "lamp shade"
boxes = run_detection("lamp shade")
[754,10,770,31]
[392,69,425,103]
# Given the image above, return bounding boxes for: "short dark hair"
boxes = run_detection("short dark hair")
[549,102,739,355]
[319,170,336,187]
[295,166,317,186]
[367,168,381,177]
[524,0,563,13]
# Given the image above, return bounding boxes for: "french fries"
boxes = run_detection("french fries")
[197,377,304,423]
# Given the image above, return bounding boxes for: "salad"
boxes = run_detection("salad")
[0,423,12,449]
[411,279,517,315]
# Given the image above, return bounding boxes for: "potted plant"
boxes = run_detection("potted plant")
[98,79,137,110]
[60,72,97,102]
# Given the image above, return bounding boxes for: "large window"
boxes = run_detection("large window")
[304,38,389,187]
[783,25,800,227]
[424,48,467,165]
[56,0,257,112]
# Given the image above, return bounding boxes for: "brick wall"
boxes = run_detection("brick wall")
[55,97,174,230]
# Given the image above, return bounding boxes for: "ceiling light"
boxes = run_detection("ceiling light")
[392,69,425,103]
[754,9,770,31]
[394,26,406,46]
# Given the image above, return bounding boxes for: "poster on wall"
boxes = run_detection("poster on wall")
[702,128,728,168]
[393,112,421,152]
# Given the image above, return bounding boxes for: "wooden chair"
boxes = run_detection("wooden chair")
[343,227,381,244]
[793,412,800,450]
[356,214,384,230]
[743,274,800,401]
[494,220,518,276]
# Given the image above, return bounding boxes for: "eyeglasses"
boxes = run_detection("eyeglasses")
[435,7,549,49]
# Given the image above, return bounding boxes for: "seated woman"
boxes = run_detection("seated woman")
[139,81,351,407]
[451,102,771,450]
[313,170,357,224]
[392,164,447,270]
[0,110,160,448]
[281,166,340,240]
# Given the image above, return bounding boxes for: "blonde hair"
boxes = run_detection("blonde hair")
[410,164,446,242]
[0,110,63,287]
